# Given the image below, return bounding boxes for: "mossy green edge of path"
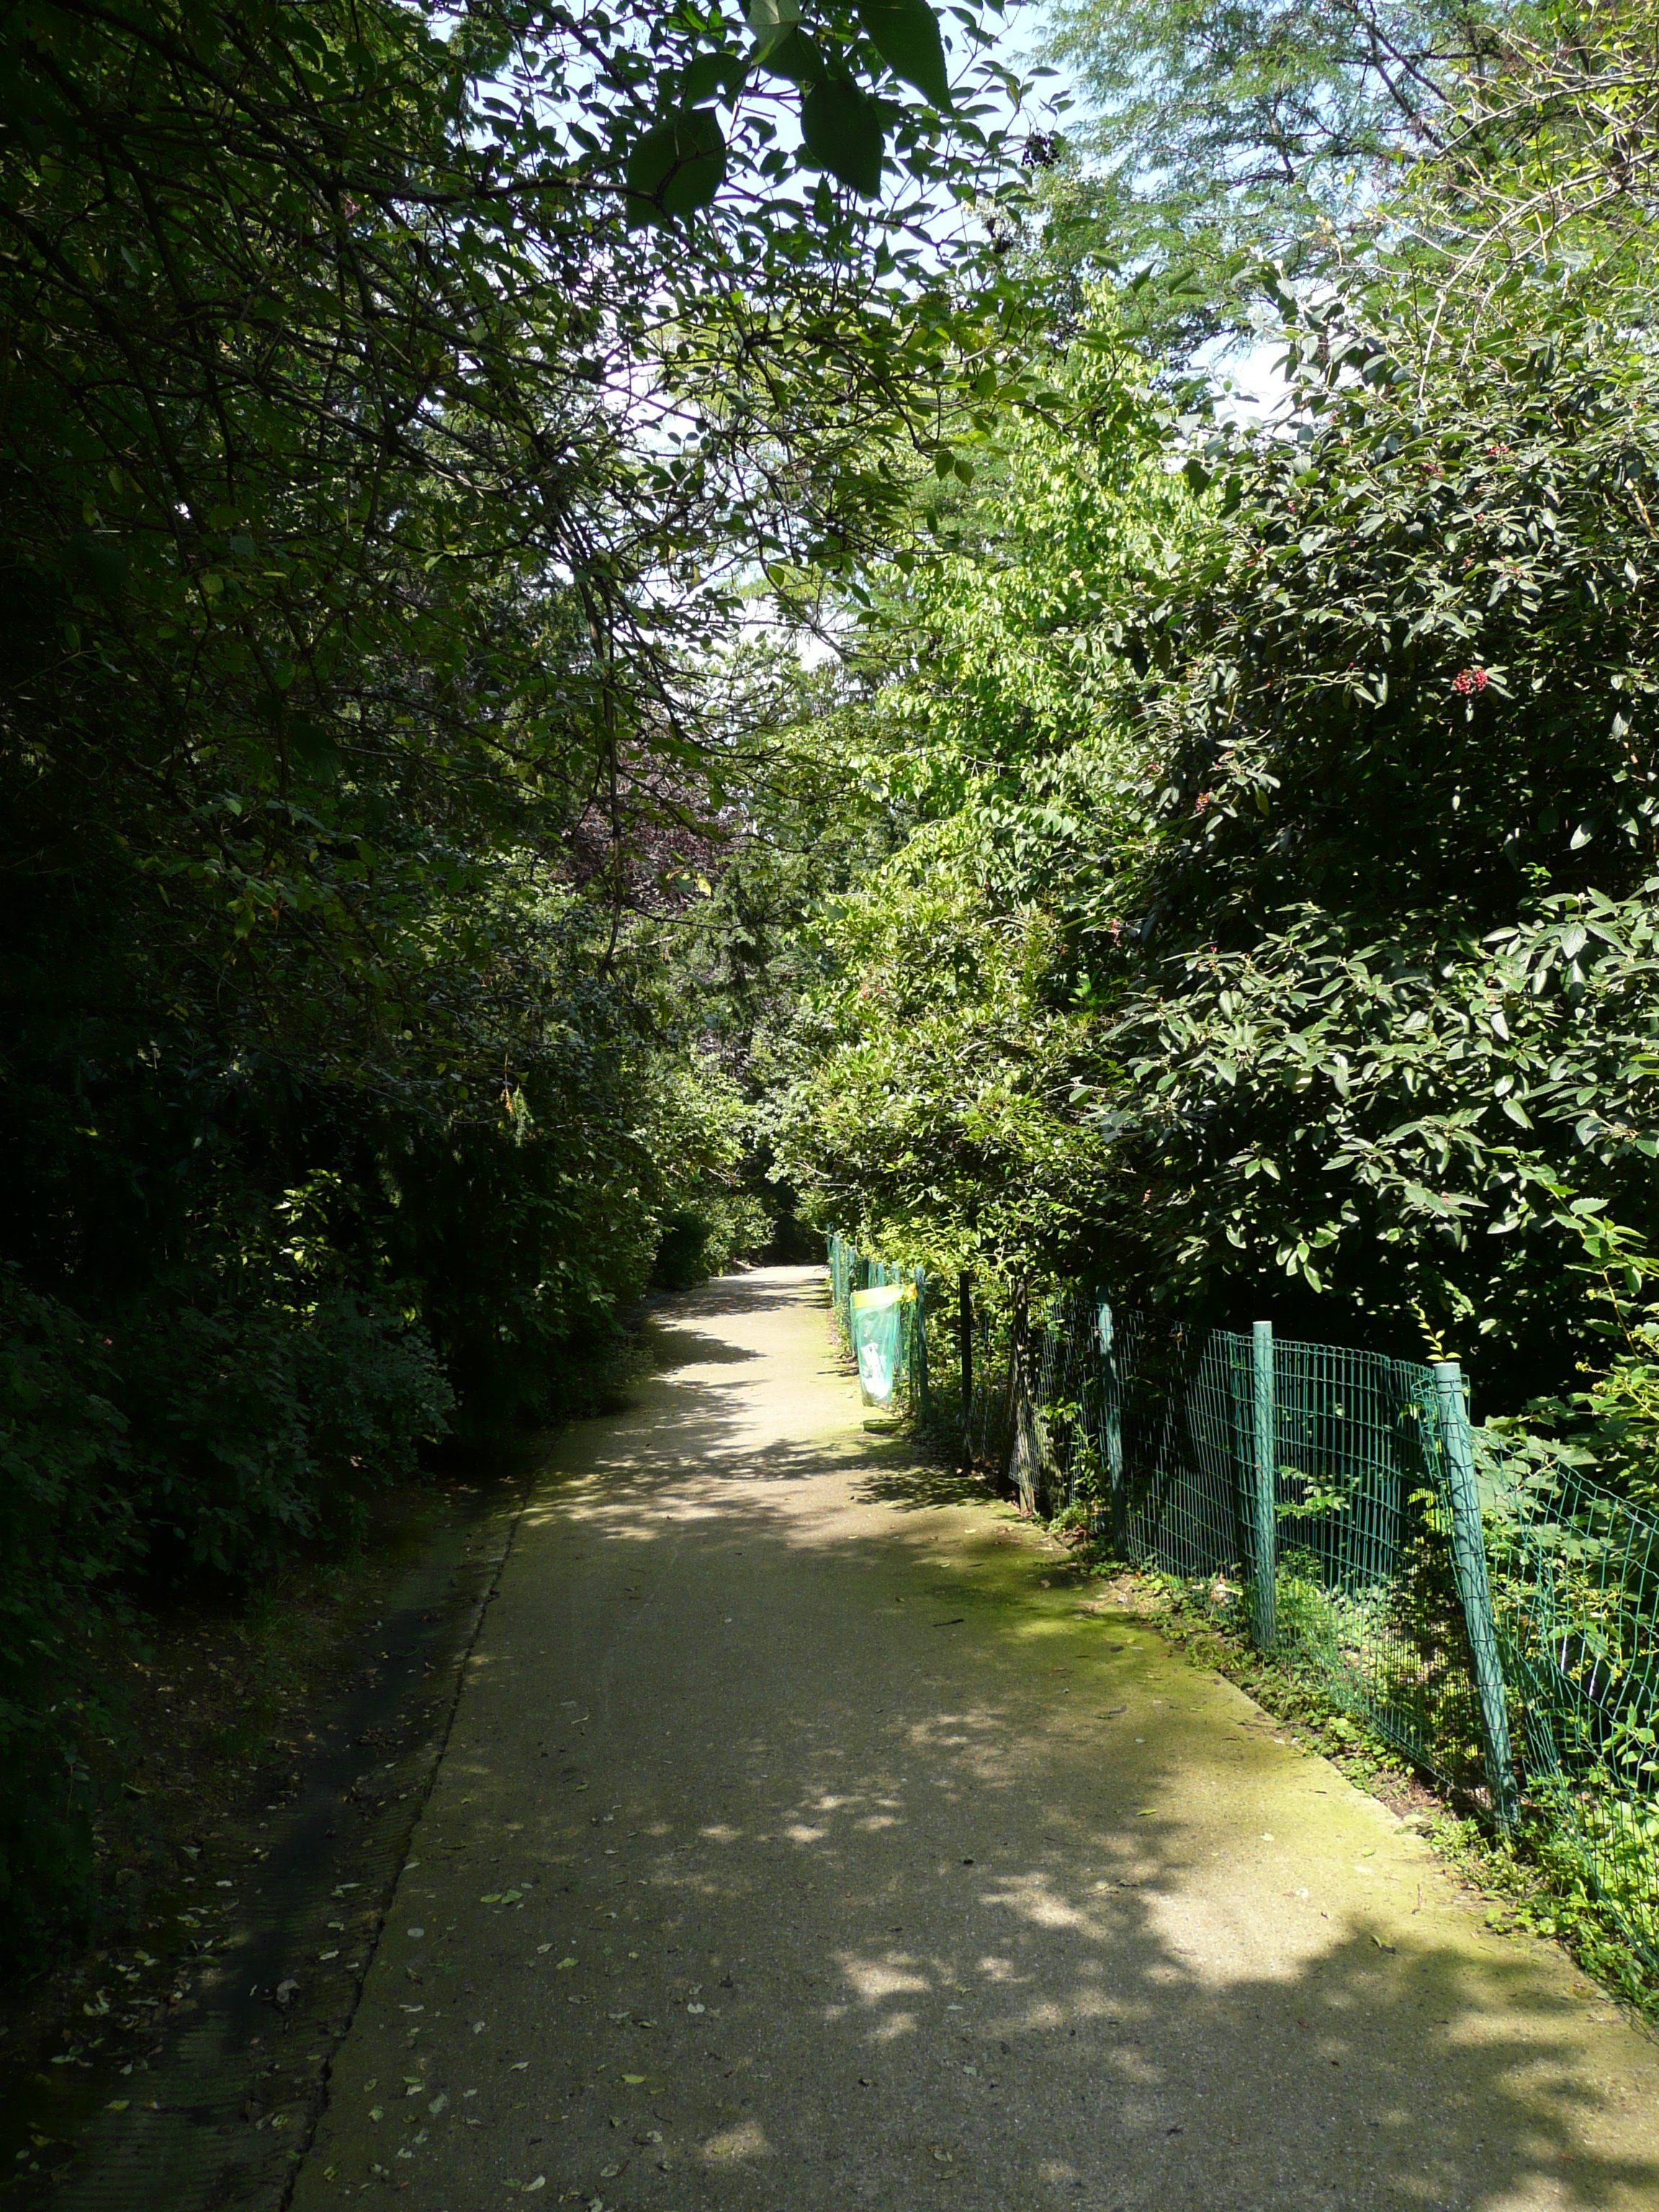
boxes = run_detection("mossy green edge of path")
[287,1267,1659,2212]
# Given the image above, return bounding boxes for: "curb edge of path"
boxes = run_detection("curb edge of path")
[276,1473,536,2211]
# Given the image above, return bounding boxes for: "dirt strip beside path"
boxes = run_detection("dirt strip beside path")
[290,1265,1659,2212]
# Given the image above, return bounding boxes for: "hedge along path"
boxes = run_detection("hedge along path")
[291,1266,1659,2212]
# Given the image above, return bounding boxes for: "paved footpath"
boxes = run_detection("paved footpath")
[292,1267,1659,2212]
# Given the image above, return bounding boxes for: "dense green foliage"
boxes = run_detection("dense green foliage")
[1040,0,1518,258]
[0,0,1029,1967]
[1085,291,1659,1391]
[773,1,1659,1995]
[775,321,1192,1272]
[778,7,1659,1437]
[9,0,1659,1979]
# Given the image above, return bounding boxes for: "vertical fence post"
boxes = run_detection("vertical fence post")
[958,1273,974,1473]
[1249,1321,1277,1652]
[998,1280,1027,1500]
[1431,1360,1519,1832]
[1097,1299,1127,1554]
[913,1269,930,1426]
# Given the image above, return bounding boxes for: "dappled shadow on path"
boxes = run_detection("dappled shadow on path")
[664,1269,828,1323]
[854,1461,995,1513]
[647,1326,763,1375]
[423,1267,1659,2212]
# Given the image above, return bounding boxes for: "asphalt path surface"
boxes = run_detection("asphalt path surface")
[291,1266,1659,2212]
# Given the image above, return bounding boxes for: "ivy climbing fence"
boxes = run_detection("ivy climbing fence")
[825,1233,1659,1977]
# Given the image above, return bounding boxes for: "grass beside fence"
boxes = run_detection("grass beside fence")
[1143,1565,1659,2018]
[827,1231,1659,1995]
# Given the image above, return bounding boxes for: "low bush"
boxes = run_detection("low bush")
[652,1192,775,1290]
[0,1264,453,1974]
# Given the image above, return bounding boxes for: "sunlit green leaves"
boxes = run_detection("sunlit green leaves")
[1038,0,1503,346]
[769,318,1190,1275]
[775,222,1659,1412]
[774,827,1114,1277]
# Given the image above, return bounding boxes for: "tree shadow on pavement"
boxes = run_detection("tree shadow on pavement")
[670,1272,828,1322]
[853,1462,997,1514]
[418,1267,1659,2212]
[647,1327,763,1375]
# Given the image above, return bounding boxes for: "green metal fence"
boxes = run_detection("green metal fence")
[825,1233,1659,1977]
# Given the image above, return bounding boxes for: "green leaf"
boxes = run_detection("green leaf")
[801,75,885,196]
[855,0,950,107]
[682,53,747,106]
[623,108,727,222]
[752,26,827,84]
[745,0,800,34]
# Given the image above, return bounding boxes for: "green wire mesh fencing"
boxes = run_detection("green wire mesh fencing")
[1476,1429,1659,1968]
[964,1291,1015,1471]
[825,1233,1658,1977]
